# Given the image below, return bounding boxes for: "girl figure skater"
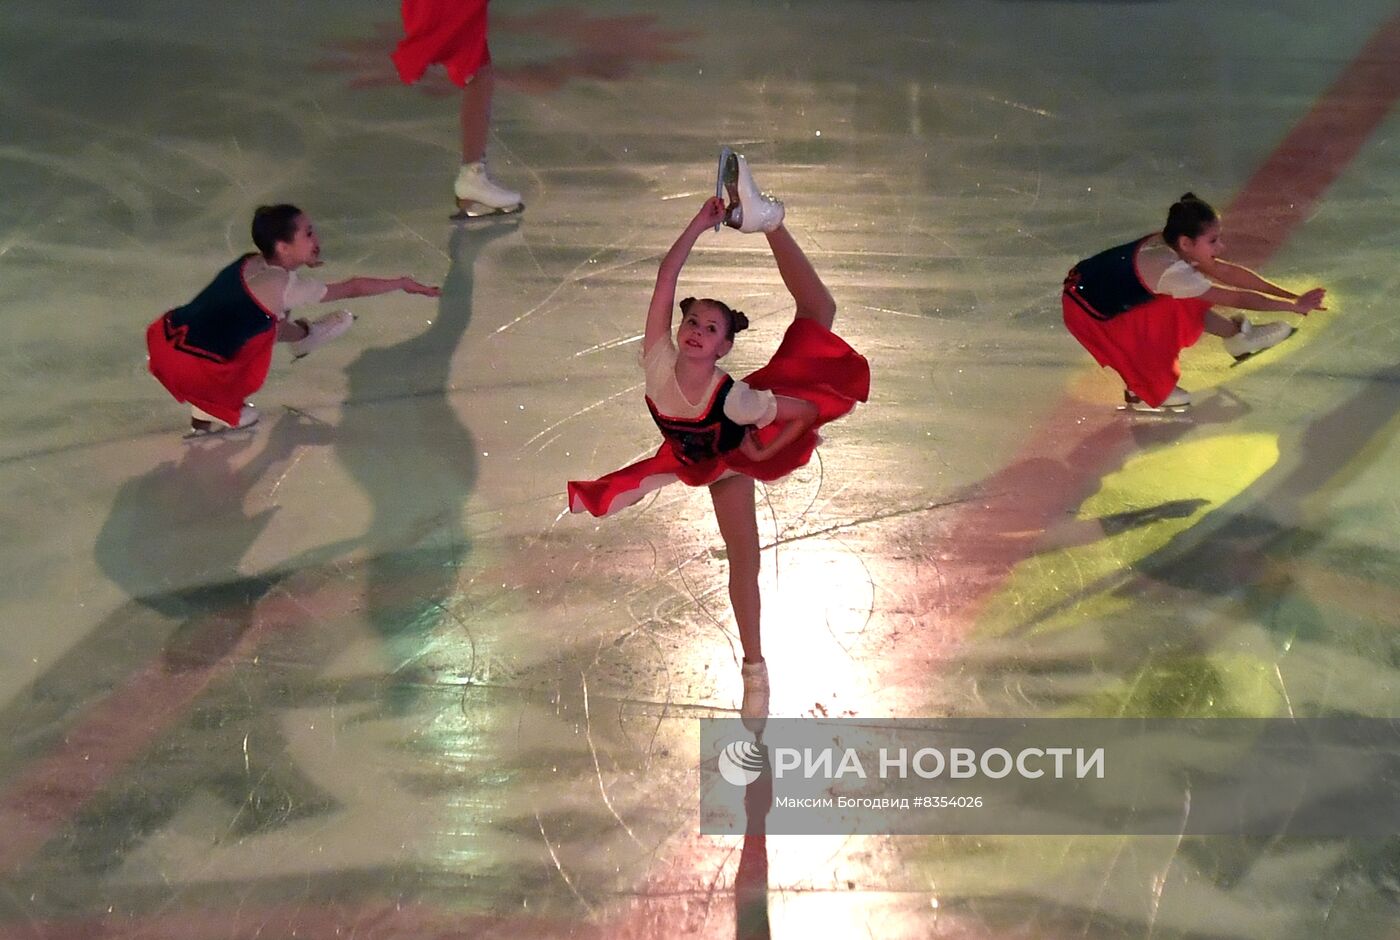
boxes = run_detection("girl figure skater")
[568,154,871,728]
[1062,193,1327,411]
[391,0,523,217]
[146,204,440,434]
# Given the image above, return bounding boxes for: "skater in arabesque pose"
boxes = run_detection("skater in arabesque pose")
[567,152,870,730]
[1062,193,1326,412]
[146,204,439,434]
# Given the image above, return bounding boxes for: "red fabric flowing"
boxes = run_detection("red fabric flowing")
[392,0,492,87]
[568,318,870,518]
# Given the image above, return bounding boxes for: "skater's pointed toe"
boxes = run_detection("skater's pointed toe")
[1223,318,1295,361]
[290,309,354,359]
[740,659,770,733]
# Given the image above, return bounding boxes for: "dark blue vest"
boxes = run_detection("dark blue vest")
[1063,236,1155,321]
[164,255,276,362]
[647,376,747,465]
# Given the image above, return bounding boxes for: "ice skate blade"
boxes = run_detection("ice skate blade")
[1116,404,1192,417]
[715,146,736,231]
[1229,326,1297,366]
[184,418,260,440]
[451,200,524,222]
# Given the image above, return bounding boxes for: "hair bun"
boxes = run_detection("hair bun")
[1178,192,1199,203]
[678,296,696,313]
[730,309,749,333]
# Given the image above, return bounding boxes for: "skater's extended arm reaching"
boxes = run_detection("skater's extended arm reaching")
[324,276,441,302]
[1193,260,1326,314]
[1162,195,1326,316]
[644,197,727,356]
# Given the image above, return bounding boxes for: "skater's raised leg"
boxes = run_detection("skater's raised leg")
[765,224,836,330]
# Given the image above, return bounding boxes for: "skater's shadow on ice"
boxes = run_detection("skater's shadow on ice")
[334,217,520,709]
[736,740,773,940]
[0,414,339,762]
[93,412,337,628]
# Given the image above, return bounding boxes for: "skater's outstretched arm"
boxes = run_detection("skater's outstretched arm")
[1198,284,1326,315]
[644,198,727,355]
[739,395,818,463]
[1198,258,1326,307]
[324,276,441,302]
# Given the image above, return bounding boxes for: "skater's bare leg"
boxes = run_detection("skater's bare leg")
[459,67,493,164]
[1204,308,1242,337]
[765,225,836,330]
[452,66,521,215]
[711,474,763,663]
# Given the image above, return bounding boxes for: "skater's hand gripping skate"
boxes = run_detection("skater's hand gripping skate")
[1292,287,1326,314]
[690,197,727,233]
[738,429,773,463]
[739,396,821,463]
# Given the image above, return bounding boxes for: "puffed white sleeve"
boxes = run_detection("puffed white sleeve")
[282,269,329,311]
[724,380,778,428]
[1155,261,1212,299]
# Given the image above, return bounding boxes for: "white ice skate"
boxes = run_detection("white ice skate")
[290,309,354,360]
[1222,317,1296,363]
[740,659,770,734]
[187,404,260,437]
[719,149,785,234]
[451,160,524,221]
[1119,386,1192,414]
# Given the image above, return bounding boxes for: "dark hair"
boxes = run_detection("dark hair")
[1162,193,1218,249]
[251,204,304,259]
[679,296,749,340]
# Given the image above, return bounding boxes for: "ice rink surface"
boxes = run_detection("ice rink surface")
[2,0,1400,936]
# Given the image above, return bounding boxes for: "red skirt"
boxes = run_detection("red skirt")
[392,0,491,87]
[1062,292,1210,408]
[145,313,275,427]
[568,319,871,518]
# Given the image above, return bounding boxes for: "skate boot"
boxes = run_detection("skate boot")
[189,404,259,435]
[1122,386,1192,413]
[719,149,785,234]
[1222,317,1296,362]
[740,659,770,734]
[290,309,354,360]
[451,160,524,220]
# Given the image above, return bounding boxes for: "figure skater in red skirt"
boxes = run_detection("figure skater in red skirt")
[1062,193,1327,411]
[146,204,439,434]
[392,0,523,217]
[568,154,870,729]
